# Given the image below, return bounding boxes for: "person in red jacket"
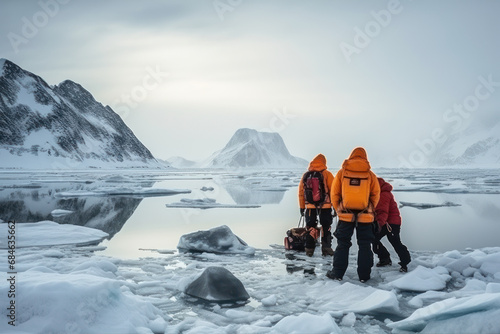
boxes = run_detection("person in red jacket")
[373,178,411,272]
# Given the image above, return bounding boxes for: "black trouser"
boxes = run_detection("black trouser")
[304,208,333,249]
[332,220,374,281]
[373,224,411,266]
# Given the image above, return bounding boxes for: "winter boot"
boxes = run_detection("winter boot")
[326,270,342,281]
[399,262,408,272]
[305,248,315,257]
[321,247,334,256]
[321,234,334,256]
[376,258,392,267]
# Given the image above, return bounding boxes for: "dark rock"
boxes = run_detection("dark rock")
[185,266,250,302]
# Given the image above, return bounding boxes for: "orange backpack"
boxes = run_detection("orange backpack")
[341,170,371,211]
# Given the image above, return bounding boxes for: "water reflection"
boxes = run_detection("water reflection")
[217,171,300,205]
[0,179,149,238]
[1,169,499,258]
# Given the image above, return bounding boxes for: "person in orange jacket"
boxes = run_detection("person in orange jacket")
[326,147,380,282]
[298,154,335,257]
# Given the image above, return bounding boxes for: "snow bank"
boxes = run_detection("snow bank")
[0,221,108,248]
[177,225,255,255]
[0,269,167,334]
[388,265,451,292]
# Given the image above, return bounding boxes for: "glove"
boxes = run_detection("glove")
[300,208,305,216]
[372,221,382,235]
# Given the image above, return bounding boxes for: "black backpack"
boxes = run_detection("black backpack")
[302,171,327,207]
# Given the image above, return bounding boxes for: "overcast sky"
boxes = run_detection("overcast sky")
[1,0,499,168]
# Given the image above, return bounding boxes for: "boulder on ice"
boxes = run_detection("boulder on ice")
[185,266,250,302]
[177,225,255,255]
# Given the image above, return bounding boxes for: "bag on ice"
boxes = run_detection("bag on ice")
[284,216,318,251]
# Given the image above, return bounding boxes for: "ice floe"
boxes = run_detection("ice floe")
[177,225,255,255]
[399,201,461,209]
[55,187,191,198]
[50,209,74,217]
[0,221,108,248]
[166,198,260,209]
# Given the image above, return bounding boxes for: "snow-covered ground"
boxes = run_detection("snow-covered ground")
[0,168,499,333]
[1,223,499,333]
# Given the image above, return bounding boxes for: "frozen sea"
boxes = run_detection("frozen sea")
[0,168,499,333]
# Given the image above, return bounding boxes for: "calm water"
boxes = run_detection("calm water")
[1,169,499,259]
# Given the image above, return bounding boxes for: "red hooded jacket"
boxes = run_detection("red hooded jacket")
[375,178,402,227]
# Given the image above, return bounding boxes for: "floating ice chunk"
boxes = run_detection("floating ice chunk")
[340,312,356,327]
[272,313,341,334]
[261,294,278,306]
[178,225,255,255]
[479,253,500,278]
[55,187,191,197]
[443,254,480,275]
[408,290,448,308]
[486,283,500,293]
[50,209,73,217]
[0,221,108,248]
[309,282,400,315]
[166,197,260,209]
[388,293,500,332]
[389,265,451,292]
[184,266,250,303]
[399,201,461,209]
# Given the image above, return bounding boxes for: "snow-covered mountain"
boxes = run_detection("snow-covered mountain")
[201,128,307,169]
[0,59,161,169]
[428,121,500,168]
[164,156,197,169]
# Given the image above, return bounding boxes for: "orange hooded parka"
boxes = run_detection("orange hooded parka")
[330,147,380,223]
[298,154,335,210]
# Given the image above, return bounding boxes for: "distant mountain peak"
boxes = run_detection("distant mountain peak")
[203,128,307,169]
[428,120,500,168]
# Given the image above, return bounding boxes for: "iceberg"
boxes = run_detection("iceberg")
[177,225,255,255]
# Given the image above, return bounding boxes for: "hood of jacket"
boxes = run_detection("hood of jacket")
[378,177,393,192]
[341,147,371,172]
[308,154,327,171]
